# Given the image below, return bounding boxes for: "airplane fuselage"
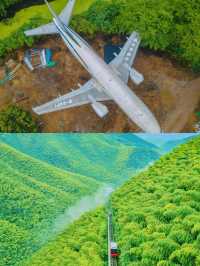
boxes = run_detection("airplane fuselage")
[53,17,161,133]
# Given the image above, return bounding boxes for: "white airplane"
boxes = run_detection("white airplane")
[25,0,161,133]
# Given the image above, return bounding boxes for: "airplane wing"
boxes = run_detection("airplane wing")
[25,0,76,36]
[25,23,58,36]
[110,32,141,83]
[33,79,111,115]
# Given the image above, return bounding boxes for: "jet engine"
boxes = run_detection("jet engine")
[91,102,109,118]
[130,68,144,85]
[88,95,109,118]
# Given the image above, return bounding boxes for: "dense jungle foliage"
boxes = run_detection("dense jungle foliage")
[0,105,38,133]
[0,142,100,266]
[0,0,23,17]
[23,208,108,266]
[72,0,200,71]
[0,0,93,58]
[0,0,200,70]
[25,135,200,266]
[0,134,160,184]
[0,134,161,265]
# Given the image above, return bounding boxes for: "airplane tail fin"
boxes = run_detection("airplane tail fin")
[25,0,76,36]
[44,0,59,20]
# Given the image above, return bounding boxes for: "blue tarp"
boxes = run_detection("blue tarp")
[45,48,53,64]
[104,44,123,64]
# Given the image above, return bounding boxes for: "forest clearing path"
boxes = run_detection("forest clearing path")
[163,78,200,132]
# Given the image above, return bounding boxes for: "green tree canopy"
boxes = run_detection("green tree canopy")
[0,105,38,133]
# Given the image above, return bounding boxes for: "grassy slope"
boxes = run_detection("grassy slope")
[23,208,108,266]
[0,0,95,40]
[112,136,200,265]
[0,142,100,266]
[25,135,200,266]
[0,135,160,265]
[0,134,162,266]
[0,134,160,184]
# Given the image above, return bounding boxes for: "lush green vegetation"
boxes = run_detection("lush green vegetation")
[112,136,200,265]
[0,105,38,133]
[0,0,200,70]
[0,0,22,17]
[25,135,200,266]
[0,0,95,57]
[0,134,160,184]
[0,134,160,265]
[71,0,200,71]
[23,208,107,266]
[0,142,100,266]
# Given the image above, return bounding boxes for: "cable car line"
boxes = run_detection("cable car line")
[108,211,119,266]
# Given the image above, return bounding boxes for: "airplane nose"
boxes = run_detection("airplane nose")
[149,124,161,134]
[144,119,161,133]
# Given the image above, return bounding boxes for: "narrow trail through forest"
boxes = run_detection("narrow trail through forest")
[163,78,200,132]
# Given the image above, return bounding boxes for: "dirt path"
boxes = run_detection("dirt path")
[163,78,200,132]
[0,35,199,132]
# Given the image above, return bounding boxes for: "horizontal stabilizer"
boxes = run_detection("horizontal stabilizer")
[60,0,76,25]
[25,23,57,36]
[25,0,76,37]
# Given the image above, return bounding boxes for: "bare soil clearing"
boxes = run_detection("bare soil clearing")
[0,35,199,132]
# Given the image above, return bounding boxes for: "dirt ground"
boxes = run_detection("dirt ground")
[0,34,200,133]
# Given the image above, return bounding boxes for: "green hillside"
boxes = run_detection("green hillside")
[22,208,108,266]
[24,135,200,266]
[0,142,100,266]
[0,134,160,184]
[0,134,161,266]
[161,136,195,153]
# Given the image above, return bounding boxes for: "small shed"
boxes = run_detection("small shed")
[24,48,57,71]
